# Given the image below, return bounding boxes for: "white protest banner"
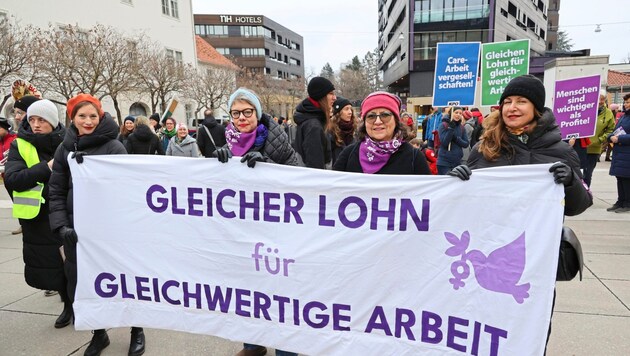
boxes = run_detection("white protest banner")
[70,156,564,355]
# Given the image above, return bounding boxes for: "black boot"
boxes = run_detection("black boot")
[84,329,109,356]
[128,327,145,356]
[54,302,73,328]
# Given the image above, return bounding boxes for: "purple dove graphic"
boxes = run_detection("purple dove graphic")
[445,231,530,304]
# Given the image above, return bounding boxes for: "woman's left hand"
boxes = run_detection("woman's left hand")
[549,162,573,186]
[241,151,265,168]
[447,165,472,181]
[610,135,619,144]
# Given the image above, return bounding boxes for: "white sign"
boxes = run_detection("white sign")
[70,156,564,355]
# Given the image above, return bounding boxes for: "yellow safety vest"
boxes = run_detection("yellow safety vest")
[12,138,45,219]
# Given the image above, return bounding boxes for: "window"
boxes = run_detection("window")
[185,104,193,122]
[165,48,183,64]
[507,1,517,17]
[161,0,178,18]
[539,28,546,39]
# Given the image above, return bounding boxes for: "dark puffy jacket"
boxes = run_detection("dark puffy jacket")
[48,113,127,302]
[293,98,331,169]
[467,109,592,216]
[223,113,298,166]
[125,124,164,155]
[333,141,431,175]
[437,117,469,168]
[608,113,630,178]
[197,115,227,157]
[4,119,66,291]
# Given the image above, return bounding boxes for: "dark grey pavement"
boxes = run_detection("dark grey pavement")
[1,161,628,355]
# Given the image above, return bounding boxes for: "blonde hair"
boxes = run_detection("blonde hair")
[134,115,149,127]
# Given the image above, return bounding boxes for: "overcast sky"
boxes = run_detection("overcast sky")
[192,0,630,75]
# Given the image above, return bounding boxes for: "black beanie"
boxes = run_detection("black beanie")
[333,97,352,115]
[500,75,546,113]
[149,113,160,121]
[307,77,335,101]
[13,95,41,112]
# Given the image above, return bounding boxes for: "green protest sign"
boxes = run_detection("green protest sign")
[480,39,530,106]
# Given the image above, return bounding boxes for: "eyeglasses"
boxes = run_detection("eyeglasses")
[365,112,394,124]
[230,108,256,119]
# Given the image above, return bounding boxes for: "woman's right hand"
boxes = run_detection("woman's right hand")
[214,147,233,163]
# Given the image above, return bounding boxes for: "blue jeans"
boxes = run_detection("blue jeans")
[437,165,453,175]
[243,343,297,356]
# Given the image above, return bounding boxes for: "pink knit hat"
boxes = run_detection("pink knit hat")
[361,91,401,121]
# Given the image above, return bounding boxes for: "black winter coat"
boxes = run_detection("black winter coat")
[333,141,431,175]
[467,109,592,216]
[293,98,331,169]
[48,113,127,302]
[125,124,164,155]
[4,119,66,291]
[197,115,227,157]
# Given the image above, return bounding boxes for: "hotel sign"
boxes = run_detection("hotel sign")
[219,15,263,24]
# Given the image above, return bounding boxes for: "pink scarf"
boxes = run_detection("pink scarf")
[359,134,403,174]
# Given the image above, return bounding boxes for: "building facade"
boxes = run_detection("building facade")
[0,0,197,123]
[193,14,305,81]
[379,0,558,113]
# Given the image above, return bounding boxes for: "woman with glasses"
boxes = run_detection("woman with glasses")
[214,88,298,356]
[332,91,432,175]
[165,122,198,157]
[436,106,469,175]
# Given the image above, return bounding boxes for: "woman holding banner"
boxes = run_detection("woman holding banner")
[48,94,146,356]
[214,87,298,356]
[332,91,434,175]
[466,74,593,345]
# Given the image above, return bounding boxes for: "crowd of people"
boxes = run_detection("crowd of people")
[1,73,628,355]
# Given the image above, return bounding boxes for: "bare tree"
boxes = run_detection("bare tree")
[336,66,370,102]
[136,42,185,114]
[0,19,38,111]
[183,64,238,120]
[363,48,383,92]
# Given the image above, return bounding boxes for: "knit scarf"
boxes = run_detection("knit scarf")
[163,127,177,139]
[359,133,403,174]
[338,119,355,145]
[225,122,268,156]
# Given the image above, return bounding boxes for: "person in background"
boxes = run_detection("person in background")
[409,137,437,175]
[148,113,161,133]
[166,122,199,157]
[606,93,630,213]
[604,103,621,161]
[293,76,336,168]
[214,88,298,356]
[125,116,164,155]
[117,115,135,147]
[8,96,42,236]
[583,94,615,187]
[48,94,145,356]
[328,96,357,165]
[1,117,17,174]
[437,106,469,175]
[424,106,442,150]
[4,99,70,328]
[401,112,417,139]
[160,117,177,152]
[333,91,431,175]
[196,109,227,158]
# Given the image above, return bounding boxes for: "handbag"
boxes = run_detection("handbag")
[556,226,584,281]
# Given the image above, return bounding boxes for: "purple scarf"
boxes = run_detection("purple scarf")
[225,122,268,156]
[359,134,403,174]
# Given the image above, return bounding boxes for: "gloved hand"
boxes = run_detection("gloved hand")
[71,151,86,164]
[447,165,472,181]
[214,147,232,163]
[549,162,573,186]
[448,120,457,128]
[59,226,78,248]
[240,151,265,168]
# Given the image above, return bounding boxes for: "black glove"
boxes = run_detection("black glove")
[549,162,573,186]
[59,226,78,248]
[240,151,266,168]
[448,120,457,128]
[71,151,86,164]
[214,147,232,163]
[447,165,472,181]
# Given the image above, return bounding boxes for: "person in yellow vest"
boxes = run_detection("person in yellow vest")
[3,99,70,327]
